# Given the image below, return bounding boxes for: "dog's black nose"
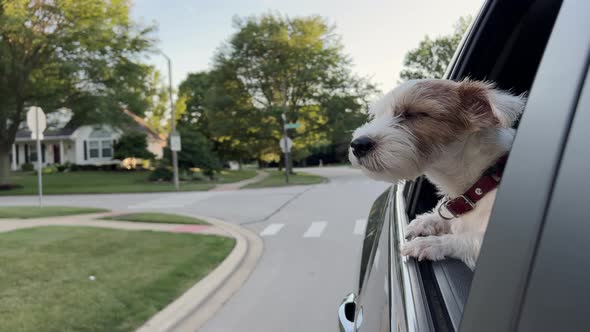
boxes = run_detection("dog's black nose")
[351,136,375,158]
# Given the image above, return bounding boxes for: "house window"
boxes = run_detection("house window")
[101,140,113,158]
[30,146,38,162]
[89,141,100,158]
[87,140,113,159]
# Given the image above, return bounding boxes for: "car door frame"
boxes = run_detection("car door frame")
[460,1,590,331]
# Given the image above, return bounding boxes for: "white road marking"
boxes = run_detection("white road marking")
[353,219,367,235]
[303,221,327,238]
[260,224,285,236]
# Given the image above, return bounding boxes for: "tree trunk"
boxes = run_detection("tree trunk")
[0,144,12,185]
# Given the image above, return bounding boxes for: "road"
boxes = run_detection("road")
[0,166,390,332]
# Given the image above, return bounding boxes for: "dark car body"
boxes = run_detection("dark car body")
[339,0,590,331]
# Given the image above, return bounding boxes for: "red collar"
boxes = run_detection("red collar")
[438,156,508,220]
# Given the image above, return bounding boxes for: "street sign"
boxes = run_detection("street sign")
[27,106,46,139]
[284,123,301,130]
[279,136,293,153]
[170,132,182,151]
[27,106,46,207]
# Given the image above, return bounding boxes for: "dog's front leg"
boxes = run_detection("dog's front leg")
[405,208,452,240]
[400,232,483,270]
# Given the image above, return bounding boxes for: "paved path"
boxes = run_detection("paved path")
[211,170,269,191]
[0,212,228,236]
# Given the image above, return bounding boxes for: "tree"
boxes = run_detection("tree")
[0,0,155,184]
[163,123,221,178]
[208,14,374,167]
[114,132,155,161]
[400,16,471,80]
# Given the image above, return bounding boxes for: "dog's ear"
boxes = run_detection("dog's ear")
[458,80,526,128]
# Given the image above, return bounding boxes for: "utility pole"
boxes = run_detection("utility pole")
[160,51,179,191]
[281,82,290,184]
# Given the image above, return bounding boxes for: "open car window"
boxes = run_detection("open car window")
[402,0,563,329]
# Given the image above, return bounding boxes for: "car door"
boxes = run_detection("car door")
[461,0,590,331]
[338,188,392,332]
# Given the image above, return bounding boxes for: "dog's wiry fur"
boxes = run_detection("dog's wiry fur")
[350,79,526,269]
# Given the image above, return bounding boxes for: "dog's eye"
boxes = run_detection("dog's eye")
[403,112,429,121]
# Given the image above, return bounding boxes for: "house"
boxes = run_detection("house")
[9,109,166,171]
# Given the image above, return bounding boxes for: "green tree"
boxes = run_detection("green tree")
[209,14,373,167]
[114,132,155,161]
[400,16,471,80]
[0,0,155,184]
[163,124,221,178]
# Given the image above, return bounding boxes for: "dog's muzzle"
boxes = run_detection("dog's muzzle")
[350,136,375,158]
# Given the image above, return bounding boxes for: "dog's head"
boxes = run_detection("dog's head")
[349,79,526,182]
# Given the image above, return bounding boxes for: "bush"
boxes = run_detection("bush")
[42,165,58,174]
[21,163,34,172]
[149,166,173,182]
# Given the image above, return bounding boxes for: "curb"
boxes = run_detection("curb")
[136,215,263,332]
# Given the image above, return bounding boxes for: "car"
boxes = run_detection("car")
[338,0,590,331]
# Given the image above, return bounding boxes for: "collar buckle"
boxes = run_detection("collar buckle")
[438,195,475,220]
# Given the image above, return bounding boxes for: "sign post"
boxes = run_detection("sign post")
[27,107,46,207]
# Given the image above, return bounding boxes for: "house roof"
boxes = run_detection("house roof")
[14,109,167,144]
[15,127,76,139]
[122,109,167,143]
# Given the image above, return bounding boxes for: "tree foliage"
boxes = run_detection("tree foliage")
[114,132,155,161]
[400,16,471,81]
[176,14,377,166]
[163,123,221,177]
[0,0,155,184]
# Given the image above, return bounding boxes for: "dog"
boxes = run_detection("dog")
[349,79,526,269]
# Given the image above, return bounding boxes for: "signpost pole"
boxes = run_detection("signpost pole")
[281,83,290,184]
[160,51,179,191]
[35,108,43,207]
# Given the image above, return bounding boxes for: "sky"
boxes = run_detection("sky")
[132,0,484,92]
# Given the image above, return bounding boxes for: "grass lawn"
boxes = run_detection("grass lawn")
[1,169,257,195]
[102,212,207,225]
[0,226,234,332]
[0,206,108,219]
[243,170,326,189]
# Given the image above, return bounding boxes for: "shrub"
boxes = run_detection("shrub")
[21,163,34,172]
[42,165,58,174]
[149,166,173,182]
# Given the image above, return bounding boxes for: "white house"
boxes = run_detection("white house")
[9,109,166,170]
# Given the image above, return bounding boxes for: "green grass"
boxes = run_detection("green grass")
[102,212,207,225]
[0,206,109,219]
[243,170,326,189]
[0,226,234,332]
[1,170,258,195]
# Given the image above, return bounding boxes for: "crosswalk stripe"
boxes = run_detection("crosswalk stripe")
[260,224,285,236]
[303,221,327,238]
[354,219,367,235]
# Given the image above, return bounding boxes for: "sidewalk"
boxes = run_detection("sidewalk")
[0,211,263,332]
[211,170,269,191]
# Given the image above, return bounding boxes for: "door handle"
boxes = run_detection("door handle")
[338,293,362,332]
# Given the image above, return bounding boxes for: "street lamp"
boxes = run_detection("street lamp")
[158,50,180,191]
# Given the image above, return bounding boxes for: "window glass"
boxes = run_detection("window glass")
[101,140,113,158]
[89,141,99,158]
[30,147,37,162]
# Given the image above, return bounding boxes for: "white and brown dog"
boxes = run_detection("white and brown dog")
[349,79,526,269]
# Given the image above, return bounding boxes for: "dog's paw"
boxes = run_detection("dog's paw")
[400,236,447,262]
[405,214,450,240]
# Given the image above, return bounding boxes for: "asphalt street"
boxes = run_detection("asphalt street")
[0,166,391,332]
